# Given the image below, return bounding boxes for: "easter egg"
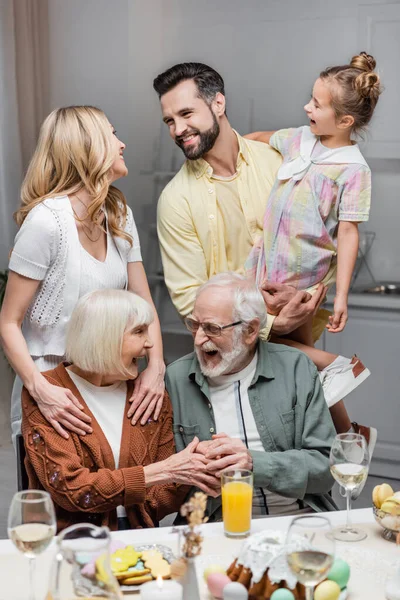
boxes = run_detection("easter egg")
[270,589,296,600]
[327,557,350,589]
[314,580,341,600]
[207,573,231,599]
[203,563,226,581]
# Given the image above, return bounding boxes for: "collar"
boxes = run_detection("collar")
[188,129,250,179]
[188,340,275,387]
[278,126,369,181]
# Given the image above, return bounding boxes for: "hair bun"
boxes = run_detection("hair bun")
[355,71,382,101]
[351,51,376,72]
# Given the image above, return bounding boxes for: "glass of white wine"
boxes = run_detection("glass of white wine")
[8,490,56,600]
[286,515,335,600]
[330,432,369,541]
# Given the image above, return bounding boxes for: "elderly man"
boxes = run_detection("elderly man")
[166,273,337,520]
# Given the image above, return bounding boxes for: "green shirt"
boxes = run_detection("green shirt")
[166,341,337,521]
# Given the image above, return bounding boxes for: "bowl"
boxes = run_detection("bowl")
[373,504,400,541]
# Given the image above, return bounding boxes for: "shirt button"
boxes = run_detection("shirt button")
[208,403,212,409]
[208,188,214,194]
[260,425,265,430]
[210,427,215,433]
[179,426,184,432]
[209,214,215,220]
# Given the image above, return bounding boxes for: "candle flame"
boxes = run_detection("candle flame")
[156,575,163,589]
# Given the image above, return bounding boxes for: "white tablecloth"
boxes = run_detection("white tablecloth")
[0,508,398,600]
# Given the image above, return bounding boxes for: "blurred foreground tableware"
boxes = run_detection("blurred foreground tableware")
[329,433,369,542]
[221,469,253,538]
[46,523,122,600]
[8,490,56,600]
[140,575,182,599]
[286,515,335,600]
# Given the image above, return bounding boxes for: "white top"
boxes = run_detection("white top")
[208,353,301,516]
[79,226,128,297]
[8,196,141,357]
[67,368,128,518]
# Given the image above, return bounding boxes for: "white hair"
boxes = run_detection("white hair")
[196,272,267,330]
[66,289,153,376]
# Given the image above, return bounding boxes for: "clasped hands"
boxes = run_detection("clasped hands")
[196,432,253,486]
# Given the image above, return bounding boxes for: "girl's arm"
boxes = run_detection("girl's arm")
[243,131,276,144]
[126,261,166,425]
[0,272,92,437]
[326,221,359,333]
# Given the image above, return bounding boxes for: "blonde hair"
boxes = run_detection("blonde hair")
[320,52,382,134]
[15,106,132,245]
[66,289,153,377]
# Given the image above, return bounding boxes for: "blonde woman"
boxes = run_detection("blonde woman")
[22,290,219,532]
[0,106,165,445]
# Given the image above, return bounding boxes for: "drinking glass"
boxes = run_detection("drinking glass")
[330,433,369,541]
[286,515,335,600]
[8,490,56,600]
[221,469,253,538]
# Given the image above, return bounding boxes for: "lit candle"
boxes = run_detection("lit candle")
[223,581,249,599]
[140,575,183,600]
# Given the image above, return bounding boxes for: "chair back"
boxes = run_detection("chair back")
[16,433,29,491]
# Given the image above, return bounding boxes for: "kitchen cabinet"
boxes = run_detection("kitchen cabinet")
[319,295,400,479]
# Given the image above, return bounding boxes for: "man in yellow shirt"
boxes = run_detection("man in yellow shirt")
[154,62,325,338]
[153,62,376,456]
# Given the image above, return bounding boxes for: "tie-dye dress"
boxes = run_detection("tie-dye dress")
[246,126,371,292]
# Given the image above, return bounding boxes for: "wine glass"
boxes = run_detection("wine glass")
[286,515,335,600]
[8,490,57,600]
[330,432,369,541]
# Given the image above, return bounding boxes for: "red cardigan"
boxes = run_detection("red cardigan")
[21,363,187,532]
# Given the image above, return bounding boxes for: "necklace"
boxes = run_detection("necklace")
[71,194,104,243]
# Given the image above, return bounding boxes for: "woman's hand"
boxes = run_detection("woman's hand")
[162,438,221,498]
[31,373,92,439]
[127,360,166,425]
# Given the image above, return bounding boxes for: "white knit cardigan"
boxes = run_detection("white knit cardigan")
[9,196,140,357]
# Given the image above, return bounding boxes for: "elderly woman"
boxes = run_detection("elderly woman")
[22,289,219,532]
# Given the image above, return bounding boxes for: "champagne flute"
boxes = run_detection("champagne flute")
[286,515,335,600]
[330,432,369,541]
[8,490,57,600]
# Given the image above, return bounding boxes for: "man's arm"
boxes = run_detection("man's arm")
[157,189,208,317]
[250,371,335,497]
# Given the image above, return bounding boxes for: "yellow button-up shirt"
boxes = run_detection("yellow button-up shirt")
[157,131,282,323]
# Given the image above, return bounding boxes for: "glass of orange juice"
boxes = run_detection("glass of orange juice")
[221,469,253,538]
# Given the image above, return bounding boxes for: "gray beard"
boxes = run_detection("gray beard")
[196,333,248,378]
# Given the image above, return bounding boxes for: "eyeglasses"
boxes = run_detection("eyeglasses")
[184,317,243,338]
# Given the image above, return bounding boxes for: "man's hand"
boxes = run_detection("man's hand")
[162,438,221,497]
[260,281,301,316]
[205,434,253,477]
[271,283,327,336]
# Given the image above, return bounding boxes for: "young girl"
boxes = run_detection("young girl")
[246,52,382,448]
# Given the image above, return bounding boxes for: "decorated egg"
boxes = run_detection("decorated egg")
[270,589,296,600]
[327,557,350,589]
[207,572,232,599]
[222,582,249,599]
[203,564,226,581]
[314,580,341,600]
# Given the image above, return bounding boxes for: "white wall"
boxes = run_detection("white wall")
[47,0,400,286]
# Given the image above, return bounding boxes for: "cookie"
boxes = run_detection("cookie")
[121,573,153,585]
[141,549,163,562]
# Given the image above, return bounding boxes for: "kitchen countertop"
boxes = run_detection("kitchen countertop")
[326,292,400,311]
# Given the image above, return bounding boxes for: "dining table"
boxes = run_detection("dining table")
[0,508,398,600]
